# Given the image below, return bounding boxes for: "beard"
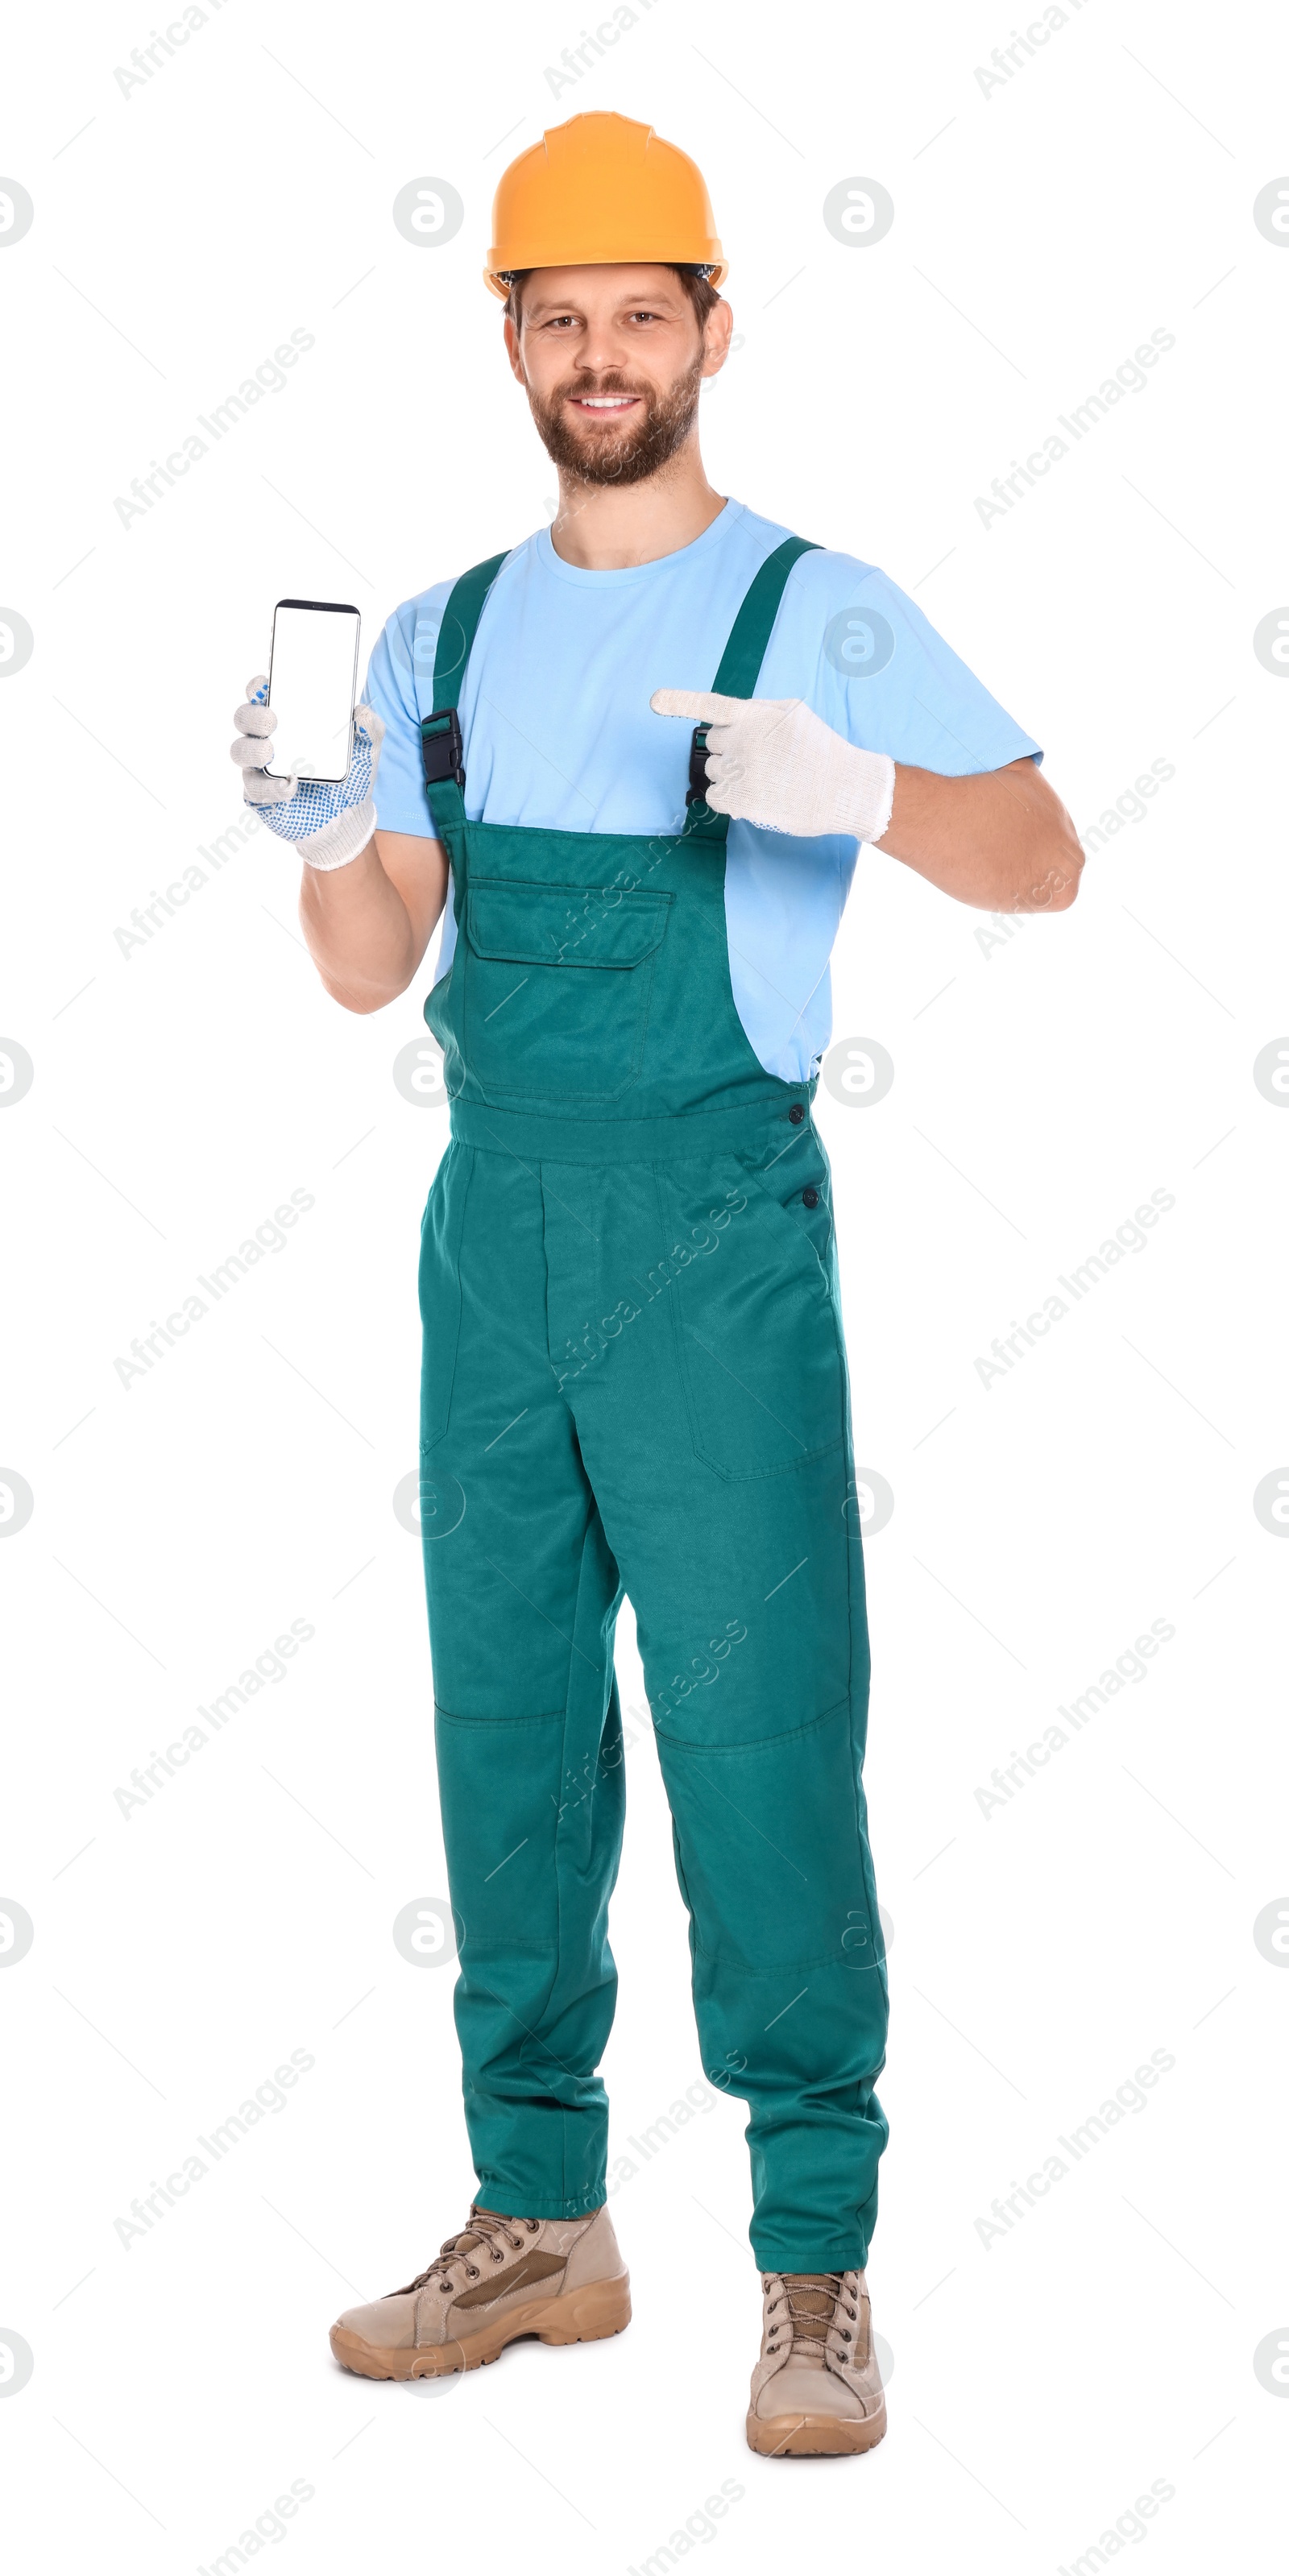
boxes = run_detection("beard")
[526,354,705,487]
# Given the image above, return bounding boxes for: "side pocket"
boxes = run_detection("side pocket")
[661,1152,846,1481]
[418,1142,474,1453]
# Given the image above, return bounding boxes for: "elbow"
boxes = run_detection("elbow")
[319,974,409,1016]
[1018,822,1084,914]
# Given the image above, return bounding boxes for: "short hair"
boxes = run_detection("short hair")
[503,265,722,329]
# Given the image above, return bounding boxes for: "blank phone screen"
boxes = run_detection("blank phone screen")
[267,601,360,783]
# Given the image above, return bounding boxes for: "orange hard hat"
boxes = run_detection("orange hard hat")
[484,110,727,299]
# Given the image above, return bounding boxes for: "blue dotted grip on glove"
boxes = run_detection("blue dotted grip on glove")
[248,679,375,845]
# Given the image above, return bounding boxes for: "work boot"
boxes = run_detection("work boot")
[330,2203,630,2380]
[746,2268,886,2455]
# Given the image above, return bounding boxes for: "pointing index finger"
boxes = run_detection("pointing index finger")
[649,689,748,723]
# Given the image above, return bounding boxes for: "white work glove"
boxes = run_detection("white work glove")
[230,677,384,872]
[652,690,896,847]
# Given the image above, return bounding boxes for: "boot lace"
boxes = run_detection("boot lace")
[398,2207,541,2296]
[762,2272,860,2360]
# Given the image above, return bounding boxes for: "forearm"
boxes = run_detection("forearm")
[298,839,423,1013]
[876,756,1084,913]
[651,692,1083,915]
[232,685,450,1004]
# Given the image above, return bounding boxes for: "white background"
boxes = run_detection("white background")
[2,0,1288,2568]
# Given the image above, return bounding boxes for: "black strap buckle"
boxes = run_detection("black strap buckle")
[421,706,465,789]
[686,723,711,809]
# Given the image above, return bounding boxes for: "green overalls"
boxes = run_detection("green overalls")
[417,538,889,2272]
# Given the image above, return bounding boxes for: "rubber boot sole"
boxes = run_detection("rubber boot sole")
[746,2394,887,2457]
[330,2272,632,2381]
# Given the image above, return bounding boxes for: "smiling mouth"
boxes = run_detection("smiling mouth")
[569,394,639,412]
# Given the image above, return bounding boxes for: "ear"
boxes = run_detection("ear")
[503,312,525,385]
[701,296,735,381]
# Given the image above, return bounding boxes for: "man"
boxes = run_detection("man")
[231,110,1081,2454]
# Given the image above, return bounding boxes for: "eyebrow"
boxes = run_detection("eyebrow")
[524,293,684,321]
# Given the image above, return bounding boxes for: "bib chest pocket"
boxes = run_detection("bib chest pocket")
[462,878,673,1104]
[458,880,670,1102]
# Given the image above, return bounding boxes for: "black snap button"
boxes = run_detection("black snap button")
[802,1187,819,1208]
[789,1104,805,1124]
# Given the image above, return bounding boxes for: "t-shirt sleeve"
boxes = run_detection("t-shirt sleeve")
[363,594,443,838]
[803,562,1042,777]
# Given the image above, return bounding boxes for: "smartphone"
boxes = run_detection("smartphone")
[265,598,361,783]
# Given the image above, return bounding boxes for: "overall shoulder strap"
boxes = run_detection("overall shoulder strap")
[684,535,820,835]
[420,550,509,835]
[711,534,820,698]
[432,551,509,705]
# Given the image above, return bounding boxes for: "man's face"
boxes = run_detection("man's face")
[504,265,732,486]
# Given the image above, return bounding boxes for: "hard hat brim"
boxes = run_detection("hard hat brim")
[483,251,727,301]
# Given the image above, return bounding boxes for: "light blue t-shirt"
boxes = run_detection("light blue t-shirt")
[365,500,1040,1083]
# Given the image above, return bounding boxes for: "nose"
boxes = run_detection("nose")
[571,333,634,381]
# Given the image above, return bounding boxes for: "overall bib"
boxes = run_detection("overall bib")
[417,539,889,2272]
